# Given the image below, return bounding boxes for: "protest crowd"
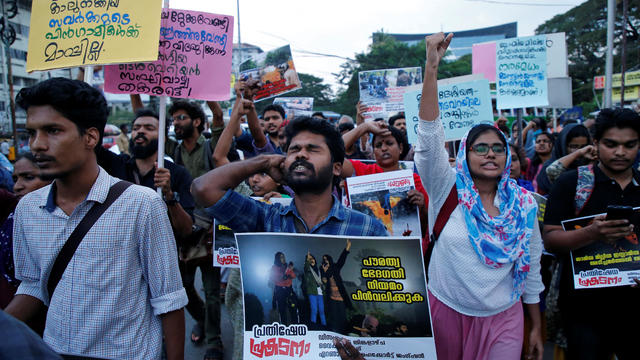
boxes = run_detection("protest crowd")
[1,4,640,360]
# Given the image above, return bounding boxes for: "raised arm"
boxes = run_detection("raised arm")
[213,90,254,167]
[418,33,452,121]
[236,79,268,148]
[414,33,457,217]
[340,122,390,178]
[130,94,144,113]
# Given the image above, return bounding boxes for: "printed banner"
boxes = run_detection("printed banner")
[496,35,549,109]
[404,78,493,143]
[345,170,421,238]
[358,67,422,122]
[104,8,234,100]
[27,0,162,72]
[213,197,292,268]
[562,208,640,289]
[273,97,314,119]
[239,45,301,102]
[236,233,436,359]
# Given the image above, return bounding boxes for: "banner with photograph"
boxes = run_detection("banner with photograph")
[273,97,314,119]
[345,170,421,238]
[27,0,162,72]
[239,45,301,102]
[562,208,640,289]
[104,8,234,100]
[213,197,292,268]
[358,67,422,122]
[236,233,436,359]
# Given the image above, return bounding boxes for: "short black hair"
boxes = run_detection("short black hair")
[119,123,128,131]
[388,113,405,127]
[372,126,409,159]
[508,142,527,173]
[263,104,285,119]
[338,122,355,133]
[284,116,345,164]
[312,111,326,119]
[132,108,170,133]
[168,100,206,133]
[466,124,507,154]
[593,108,640,141]
[565,125,590,143]
[16,77,109,145]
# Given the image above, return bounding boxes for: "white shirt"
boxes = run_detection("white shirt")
[414,119,544,316]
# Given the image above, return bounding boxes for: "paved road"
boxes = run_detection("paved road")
[184,268,234,360]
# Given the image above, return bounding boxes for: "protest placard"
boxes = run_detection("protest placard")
[562,208,640,289]
[472,32,567,84]
[239,45,301,102]
[103,8,234,100]
[404,78,493,144]
[27,0,162,72]
[495,35,549,109]
[273,97,314,119]
[213,197,292,268]
[358,67,422,122]
[345,170,421,238]
[236,233,436,359]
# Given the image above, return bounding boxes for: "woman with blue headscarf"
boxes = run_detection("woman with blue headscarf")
[414,33,544,360]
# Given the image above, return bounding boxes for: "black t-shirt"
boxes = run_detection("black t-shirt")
[124,157,195,218]
[544,165,640,318]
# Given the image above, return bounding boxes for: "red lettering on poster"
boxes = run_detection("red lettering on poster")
[249,337,311,358]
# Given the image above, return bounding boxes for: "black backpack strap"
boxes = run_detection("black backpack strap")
[203,139,214,171]
[47,181,133,301]
[424,184,458,281]
[173,142,183,166]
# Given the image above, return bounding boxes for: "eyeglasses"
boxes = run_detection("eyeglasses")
[470,143,506,156]
[170,114,190,122]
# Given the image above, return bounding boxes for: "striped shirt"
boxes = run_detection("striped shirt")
[13,167,188,359]
[205,190,388,236]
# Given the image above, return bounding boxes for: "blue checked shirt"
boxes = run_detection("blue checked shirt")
[13,167,188,359]
[206,190,388,236]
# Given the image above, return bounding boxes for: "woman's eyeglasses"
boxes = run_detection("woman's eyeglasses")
[470,143,506,156]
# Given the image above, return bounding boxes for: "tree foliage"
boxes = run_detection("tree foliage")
[536,0,639,109]
[333,32,471,118]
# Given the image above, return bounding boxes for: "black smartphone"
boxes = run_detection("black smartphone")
[606,205,634,223]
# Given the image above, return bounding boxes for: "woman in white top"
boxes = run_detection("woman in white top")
[414,33,544,360]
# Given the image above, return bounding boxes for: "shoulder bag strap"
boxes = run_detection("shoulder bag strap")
[424,184,458,281]
[293,216,307,234]
[47,181,133,300]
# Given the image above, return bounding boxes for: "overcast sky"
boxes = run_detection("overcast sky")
[173,0,586,92]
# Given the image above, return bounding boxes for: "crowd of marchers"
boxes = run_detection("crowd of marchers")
[1,33,640,360]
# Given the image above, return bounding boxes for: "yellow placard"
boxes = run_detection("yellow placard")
[612,86,640,102]
[27,0,163,72]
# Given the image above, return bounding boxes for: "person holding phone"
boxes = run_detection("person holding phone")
[543,108,640,360]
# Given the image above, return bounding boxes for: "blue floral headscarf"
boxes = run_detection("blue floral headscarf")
[455,125,538,301]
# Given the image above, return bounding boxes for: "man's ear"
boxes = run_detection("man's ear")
[85,127,100,150]
[193,117,202,130]
[333,162,342,177]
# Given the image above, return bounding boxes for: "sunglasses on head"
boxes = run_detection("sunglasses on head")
[470,143,506,156]
[170,114,190,122]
